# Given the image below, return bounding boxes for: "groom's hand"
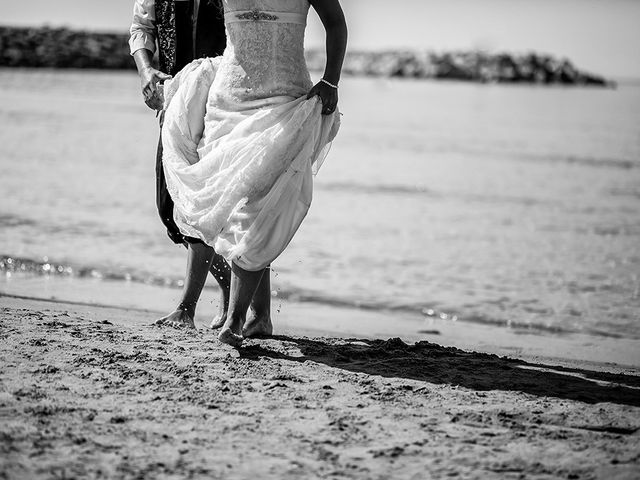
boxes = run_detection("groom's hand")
[307,81,338,115]
[140,66,172,111]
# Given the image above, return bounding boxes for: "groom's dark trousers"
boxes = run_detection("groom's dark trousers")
[154,0,226,244]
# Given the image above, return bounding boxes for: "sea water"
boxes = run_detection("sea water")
[0,68,639,339]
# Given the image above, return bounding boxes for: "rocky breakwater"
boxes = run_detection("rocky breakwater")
[0,26,614,86]
[306,49,615,87]
[0,26,131,69]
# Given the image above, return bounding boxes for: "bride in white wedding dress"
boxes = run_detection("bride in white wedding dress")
[161,0,347,346]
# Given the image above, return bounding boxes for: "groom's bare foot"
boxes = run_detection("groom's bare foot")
[243,313,273,338]
[154,309,196,329]
[209,291,229,329]
[209,313,226,330]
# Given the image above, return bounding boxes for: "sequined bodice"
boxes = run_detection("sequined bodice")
[214,0,312,102]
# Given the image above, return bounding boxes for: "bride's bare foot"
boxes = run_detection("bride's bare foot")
[218,328,243,347]
[218,312,245,347]
[154,308,196,329]
[243,312,273,338]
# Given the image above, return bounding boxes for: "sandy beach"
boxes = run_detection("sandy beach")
[1,295,638,479]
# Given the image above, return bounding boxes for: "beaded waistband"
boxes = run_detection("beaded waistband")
[224,9,307,26]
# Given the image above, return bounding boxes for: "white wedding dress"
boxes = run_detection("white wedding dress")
[161,0,340,271]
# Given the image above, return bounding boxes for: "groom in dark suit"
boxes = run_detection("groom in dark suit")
[130,0,226,244]
[129,0,235,329]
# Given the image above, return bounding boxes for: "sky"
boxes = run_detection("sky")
[1,0,639,78]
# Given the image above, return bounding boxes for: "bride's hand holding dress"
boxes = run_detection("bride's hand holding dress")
[307,80,338,115]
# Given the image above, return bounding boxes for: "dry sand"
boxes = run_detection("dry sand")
[1,297,639,479]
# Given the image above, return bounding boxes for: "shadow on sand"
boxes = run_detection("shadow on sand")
[241,336,640,409]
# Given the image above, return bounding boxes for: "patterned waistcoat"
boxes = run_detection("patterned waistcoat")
[156,0,226,76]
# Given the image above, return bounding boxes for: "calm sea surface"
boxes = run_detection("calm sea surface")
[1,69,639,339]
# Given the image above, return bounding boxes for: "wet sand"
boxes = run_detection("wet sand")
[1,296,639,479]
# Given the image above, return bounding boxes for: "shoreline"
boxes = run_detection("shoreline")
[2,274,640,372]
[1,294,639,478]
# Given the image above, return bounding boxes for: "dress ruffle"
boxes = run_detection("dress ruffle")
[162,57,340,270]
